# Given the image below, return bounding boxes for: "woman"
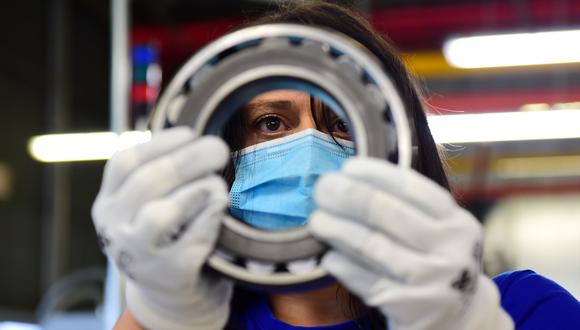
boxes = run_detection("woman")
[92,2,580,330]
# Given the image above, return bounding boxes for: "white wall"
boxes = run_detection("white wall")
[484,193,580,298]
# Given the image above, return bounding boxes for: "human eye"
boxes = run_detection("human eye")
[331,119,351,140]
[256,115,288,134]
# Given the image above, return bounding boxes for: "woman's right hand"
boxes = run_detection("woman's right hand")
[92,127,233,330]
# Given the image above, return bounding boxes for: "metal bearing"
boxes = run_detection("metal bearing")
[150,24,413,290]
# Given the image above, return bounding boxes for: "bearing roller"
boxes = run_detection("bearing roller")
[150,24,413,290]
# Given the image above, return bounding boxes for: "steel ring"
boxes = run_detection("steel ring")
[150,24,413,289]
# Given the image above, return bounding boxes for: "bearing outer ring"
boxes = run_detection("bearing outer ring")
[150,24,412,289]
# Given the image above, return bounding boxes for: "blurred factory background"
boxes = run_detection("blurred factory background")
[1,0,580,329]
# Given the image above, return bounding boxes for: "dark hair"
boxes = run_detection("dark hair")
[223,1,450,329]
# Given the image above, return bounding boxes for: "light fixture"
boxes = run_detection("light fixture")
[28,131,151,163]
[27,109,580,163]
[0,322,41,330]
[428,109,580,144]
[443,29,580,68]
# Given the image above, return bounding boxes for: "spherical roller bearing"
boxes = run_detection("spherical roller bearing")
[150,24,413,290]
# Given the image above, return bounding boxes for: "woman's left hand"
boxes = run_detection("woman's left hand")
[309,157,514,330]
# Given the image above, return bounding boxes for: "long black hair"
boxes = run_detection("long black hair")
[223,1,450,329]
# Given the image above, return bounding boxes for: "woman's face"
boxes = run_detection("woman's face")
[241,90,351,147]
[228,89,356,230]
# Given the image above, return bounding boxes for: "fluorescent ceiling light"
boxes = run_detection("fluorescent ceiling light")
[28,110,580,163]
[0,322,41,330]
[29,131,151,163]
[443,29,580,68]
[428,109,580,144]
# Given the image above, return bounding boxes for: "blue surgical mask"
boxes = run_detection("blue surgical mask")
[229,128,355,230]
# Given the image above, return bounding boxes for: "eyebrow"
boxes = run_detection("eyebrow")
[245,100,297,112]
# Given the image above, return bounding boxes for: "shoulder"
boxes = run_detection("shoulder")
[493,269,580,329]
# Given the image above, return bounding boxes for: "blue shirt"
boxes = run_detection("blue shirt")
[234,270,580,329]
[494,270,580,329]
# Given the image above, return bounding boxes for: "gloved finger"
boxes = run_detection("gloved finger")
[371,283,457,327]
[315,172,446,252]
[111,136,229,222]
[178,275,234,323]
[309,211,449,284]
[320,251,395,305]
[130,175,228,250]
[322,250,484,329]
[342,157,457,219]
[361,274,485,329]
[171,178,229,261]
[100,126,197,195]
[323,251,460,326]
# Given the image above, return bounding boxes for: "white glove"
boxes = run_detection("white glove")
[92,127,233,330]
[309,157,514,330]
